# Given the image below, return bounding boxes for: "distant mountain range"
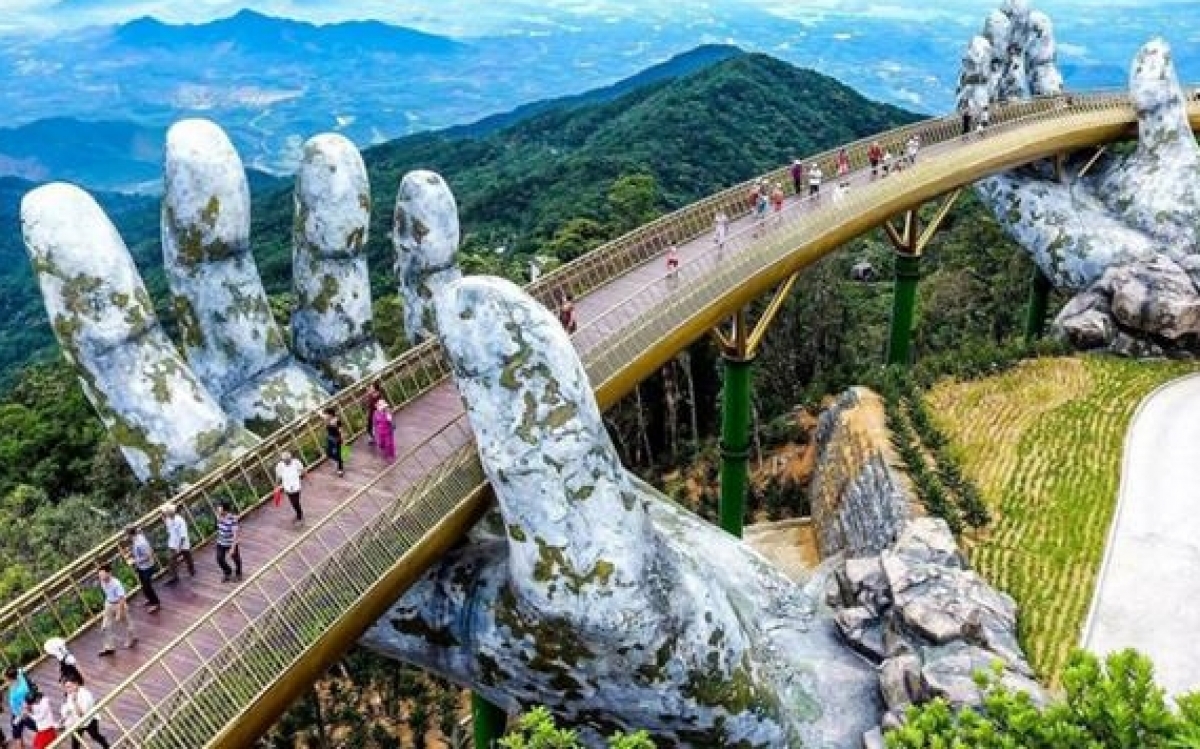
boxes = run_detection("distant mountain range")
[3,5,1189,189]
[112,9,461,56]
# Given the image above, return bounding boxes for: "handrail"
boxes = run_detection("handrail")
[50,87,1177,748]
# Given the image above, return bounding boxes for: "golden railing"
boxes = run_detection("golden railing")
[49,88,1164,748]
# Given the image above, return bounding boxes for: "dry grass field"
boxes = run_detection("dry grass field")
[926,356,1200,684]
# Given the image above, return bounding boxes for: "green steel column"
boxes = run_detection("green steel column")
[719,352,754,538]
[887,252,922,367]
[472,693,507,748]
[1025,267,1053,344]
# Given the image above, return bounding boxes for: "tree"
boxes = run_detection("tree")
[606,174,661,235]
[887,649,1200,749]
[500,707,656,749]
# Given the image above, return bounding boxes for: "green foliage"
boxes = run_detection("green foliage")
[888,650,1200,749]
[500,707,656,749]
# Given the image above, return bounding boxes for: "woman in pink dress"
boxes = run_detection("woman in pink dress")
[372,398,396,462]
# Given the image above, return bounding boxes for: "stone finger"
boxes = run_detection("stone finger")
[433,276,658,624]
[1025,11,1063,96]
[162,118,328,433]
[1091,39,1200,253]
[393,170,462,344]
[22,183,257,482]
[292,133,388,388]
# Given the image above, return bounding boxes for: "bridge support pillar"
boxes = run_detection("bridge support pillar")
[719,347,754,539]
[712,276,797,538]
[880,190,961,368]
[1025,267,1053,344]
[472,693,508,748]
[887,251,921,367]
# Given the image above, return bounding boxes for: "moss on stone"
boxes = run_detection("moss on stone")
[531,537,615,594]
[312,274,341,314]
[508,524,527,542]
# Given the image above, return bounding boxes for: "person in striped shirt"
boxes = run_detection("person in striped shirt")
[215,502,243,583]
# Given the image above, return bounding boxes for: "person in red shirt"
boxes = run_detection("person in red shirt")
[868,141,883,179]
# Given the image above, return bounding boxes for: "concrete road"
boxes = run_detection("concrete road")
[1082,374,1200,696]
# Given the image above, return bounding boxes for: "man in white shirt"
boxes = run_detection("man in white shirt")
[97,564,135,656]
[161,503,194,584]
[275,452,305,525]
[60,676,110,748]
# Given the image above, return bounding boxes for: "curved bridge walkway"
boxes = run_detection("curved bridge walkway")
[1,89,1191,747]
[1082,374,1200,697]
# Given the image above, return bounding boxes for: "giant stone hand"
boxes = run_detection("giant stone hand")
[21,119,389,480]
[960,2,1200,295]
[354,182,884,747]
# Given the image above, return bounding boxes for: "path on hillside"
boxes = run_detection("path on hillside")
[1082,374,1200,696]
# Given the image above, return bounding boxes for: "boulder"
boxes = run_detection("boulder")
[1108,256,1200,340]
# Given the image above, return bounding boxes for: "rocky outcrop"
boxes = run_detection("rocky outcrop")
[828,518,1045,729]
[813,386,1044,733]
[808,388,919,558]
[961,3,1200,354]
[1053,256,1200,356]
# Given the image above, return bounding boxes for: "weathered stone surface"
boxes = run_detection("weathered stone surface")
[393,170,462,344]
[364,276,883,748]
[20,183,256,481]
[162,119,329,431]
[961,3,1200,301]
[291,133,388,388]
[808,388,918,558]
[1054,291,1116,349]
[1108,256,1200,339]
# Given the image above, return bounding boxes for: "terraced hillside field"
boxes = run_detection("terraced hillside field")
[926,356,1200,685]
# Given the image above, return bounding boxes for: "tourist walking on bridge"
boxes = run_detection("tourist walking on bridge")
[59,677,108,749]
[5,666,30,749]
[807,163,823,198]
[324,407,345,477]
[42,639,83,688]
[24,689,56,749]
[906,134,920,166]
[868,141,883,178]
[789,159,804,194]
[557,294,577,334]
[362,381,383,445]
[162,503,194,583]
[665,244,680,279]
[836,148,850,189]
[97,563,135,656]
[275,451,306,525]
[712,210,728,249]
[124,525,160,614]
[373,399,397,462]
[215,502,243,583]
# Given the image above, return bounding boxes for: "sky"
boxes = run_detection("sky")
[5,0,1197,37]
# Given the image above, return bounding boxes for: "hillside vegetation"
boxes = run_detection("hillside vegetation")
[926,356,1200,684]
